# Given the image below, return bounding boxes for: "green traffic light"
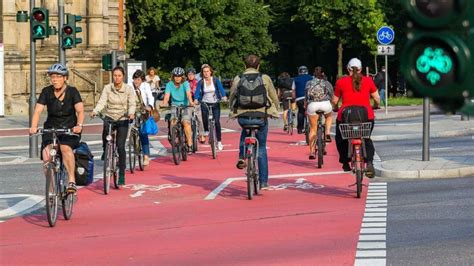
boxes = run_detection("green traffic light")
[416,47,453,85]
[63,37,73,48]
[33,25,46,37]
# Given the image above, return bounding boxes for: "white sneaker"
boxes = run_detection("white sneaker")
[218,142,224,151]
[204,131,209,136]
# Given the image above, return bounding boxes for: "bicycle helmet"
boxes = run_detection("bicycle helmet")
[186,67,196,75]
[171,67,185,76]
[47,63,68,76]
[298,65,308,75]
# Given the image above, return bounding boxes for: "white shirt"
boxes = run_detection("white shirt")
[145,75,161,92]
[132,82,155,108]
[202,78,217,103]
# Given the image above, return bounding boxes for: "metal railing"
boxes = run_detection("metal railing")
[70,68,98,108]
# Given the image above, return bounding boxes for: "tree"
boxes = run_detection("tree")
[296,0,385,77]
[126,0,276,78]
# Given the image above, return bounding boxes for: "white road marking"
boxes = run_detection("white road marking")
[130,191,146,198]
[0,194,44,218]
[356,182,388,266]
[204,171,345,200]
[295,178,306,184]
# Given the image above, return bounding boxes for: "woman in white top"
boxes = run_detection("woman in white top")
[193,64,227,151]
[146,67,161,106]
[132,70,155,165]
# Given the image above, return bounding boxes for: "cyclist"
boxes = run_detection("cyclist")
[276,72,294,132]
[332,58,380,177]
[161,67,195,152]
[194,64,227,151]
[229,55,280,189]
[305,66,334,159]
[91,66,136,185]
[146,67,161,107]
[29,63,84,194]
[292,66,313,134]
[187,67,205,144]
[131,70,155,166]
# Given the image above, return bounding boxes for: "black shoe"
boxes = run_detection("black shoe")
[260,182,269,190]
[188,145,193,154]
[283,125,288,131]
[309,153,316,160]
[325,135,332,143]
[66,182,77,194]
[342,163,351,172]
[101,153,105,161]
[297,129,304,134]
[366,163,375,178]
[236,159,246,169]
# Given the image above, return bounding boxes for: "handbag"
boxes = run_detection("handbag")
[141,117,158,135]
[149,109,160,121]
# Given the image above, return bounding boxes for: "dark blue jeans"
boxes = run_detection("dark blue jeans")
[201,102,222,141]
[139,129,150,156]
[238,117,269,184]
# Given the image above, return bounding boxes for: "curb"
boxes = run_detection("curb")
[371,128,474,141]
[374,160,474,179]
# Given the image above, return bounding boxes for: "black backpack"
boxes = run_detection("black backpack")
[236,73,267,109]
[74,142,94,186]
[341,106,369,123]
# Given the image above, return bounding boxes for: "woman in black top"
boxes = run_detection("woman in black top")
[29,63,84,193]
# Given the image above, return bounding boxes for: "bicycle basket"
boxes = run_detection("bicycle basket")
[339,122,372,139]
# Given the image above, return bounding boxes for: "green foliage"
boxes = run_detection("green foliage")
[126,0,276,78]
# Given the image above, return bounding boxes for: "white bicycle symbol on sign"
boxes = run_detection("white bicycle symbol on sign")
[378,31,393,41]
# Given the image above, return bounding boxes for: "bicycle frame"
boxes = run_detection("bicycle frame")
[243,127,260,200]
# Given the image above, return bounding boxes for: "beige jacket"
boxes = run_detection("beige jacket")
[228,68,280,119]
[93,83,136,121]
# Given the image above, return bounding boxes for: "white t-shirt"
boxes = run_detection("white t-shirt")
[146,75,161,92]
[202,78,217,103]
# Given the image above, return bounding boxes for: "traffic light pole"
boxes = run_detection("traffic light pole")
[422,98,430,161]
[58,0,65,65]
[29,0,38,158]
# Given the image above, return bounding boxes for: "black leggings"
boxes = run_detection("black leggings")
[335,120,375,164]
[297,99,305,131]
[102,120,129,173]
[201,102,222,141]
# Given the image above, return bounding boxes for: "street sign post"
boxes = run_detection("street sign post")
[377,26,395,114]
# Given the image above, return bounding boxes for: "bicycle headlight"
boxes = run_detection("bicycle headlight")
[49,149,57,156]
[106,135,112,141]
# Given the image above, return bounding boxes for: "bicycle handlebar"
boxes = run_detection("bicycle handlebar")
[30,128,79,137]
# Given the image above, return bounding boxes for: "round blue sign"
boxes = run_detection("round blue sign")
[377,26,395,45]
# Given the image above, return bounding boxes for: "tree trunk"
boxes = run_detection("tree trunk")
[337,41,343,78]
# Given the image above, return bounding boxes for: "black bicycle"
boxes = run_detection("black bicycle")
[284,97,294,135]
[164,105,192,165]
[129,114,144,173]
[315,111,326,168]
[191,106,199,153]
[32,128,78,227]
[97,114,121,194]
[242,125,260,200]
[202,102,218,159]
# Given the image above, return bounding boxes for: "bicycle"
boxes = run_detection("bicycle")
[310,111,326,169]
[32,128,78,227]
[191,106,199,153]
[242,125,261,200]
[285,97,294,135]
[338,122,372,198]
[128,113,144,173]
[201,102,218,159]
[163,105,192,165]
[97,114,121,194]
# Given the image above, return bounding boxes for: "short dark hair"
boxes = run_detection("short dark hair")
[132,69,146,81]
[112,66,125,76]
[244,54,260,69]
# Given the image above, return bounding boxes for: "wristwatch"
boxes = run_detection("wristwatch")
[77,124,83,128]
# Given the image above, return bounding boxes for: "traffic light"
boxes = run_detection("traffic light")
[61,14,82,49]
[31,8,49,40]
[400,0,474,112]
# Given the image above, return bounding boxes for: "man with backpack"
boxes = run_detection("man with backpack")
[229,54,280,189]
[305,66,334,159]
[292,66,313,134]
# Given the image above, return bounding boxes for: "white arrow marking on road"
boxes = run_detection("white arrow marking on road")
[0,194,44,218]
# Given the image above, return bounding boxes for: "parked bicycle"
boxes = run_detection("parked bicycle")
[242,125,261,200]
[97,114,121,194]
[163,105,192,165]
[32,128,78,227]
[129,113,144,173]
[339,122,372,198]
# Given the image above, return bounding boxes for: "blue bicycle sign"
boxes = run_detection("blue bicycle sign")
[377,26,395,45]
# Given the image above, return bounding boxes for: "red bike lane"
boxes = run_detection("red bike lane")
[0,129,368,265]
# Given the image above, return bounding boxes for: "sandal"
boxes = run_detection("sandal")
[66,182,77,194]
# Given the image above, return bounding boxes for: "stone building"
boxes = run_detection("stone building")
[1,0,126,115]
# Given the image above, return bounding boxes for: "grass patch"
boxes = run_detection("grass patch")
[371,97,423,106]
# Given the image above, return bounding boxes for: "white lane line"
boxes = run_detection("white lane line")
[356,182,388,266]
[0,194,44,218]
[204,171,346,200]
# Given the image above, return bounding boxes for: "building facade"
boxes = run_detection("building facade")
[1,0,126,115]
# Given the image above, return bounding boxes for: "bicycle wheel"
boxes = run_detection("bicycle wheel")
[253,151,259,195]
[45,165,58,227]
[181,128,188,162]
[103,144,112,194]
[192,119,198,153]
[209,122,217,159]
[136,134,144,171]
[113,151,119,189]
[356,169,363,198]
[128,131,136,174]
[287,110,293,135]
[171,126,181,165]
[62,192,74,220]
[317,129,324,168]
[246,151,254,200]
[305,122,310,145]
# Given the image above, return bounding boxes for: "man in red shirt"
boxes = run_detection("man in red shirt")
[332,58,380,177]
